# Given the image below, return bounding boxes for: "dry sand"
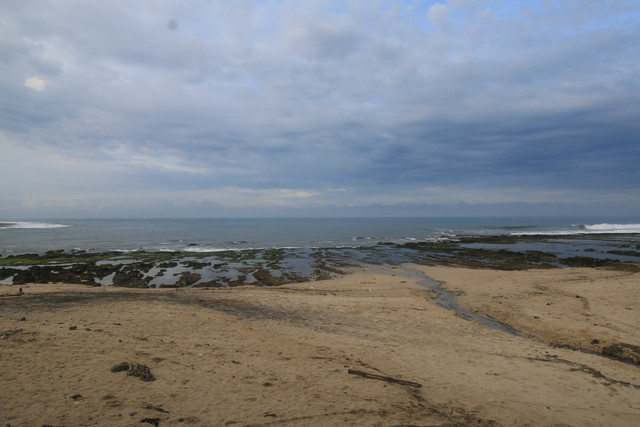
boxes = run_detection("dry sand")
[1,265,639,426]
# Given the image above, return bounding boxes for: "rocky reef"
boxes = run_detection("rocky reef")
[1,234,638,288]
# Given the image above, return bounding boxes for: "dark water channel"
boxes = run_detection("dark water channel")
[399,266,527,337]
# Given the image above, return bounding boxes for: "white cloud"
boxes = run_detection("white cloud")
[181,187,320,207]
[24,76,47,91]
[427,3,450,29]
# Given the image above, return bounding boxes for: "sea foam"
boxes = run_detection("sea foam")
[0,221,70,229]
[582,223,640,233]
[513,223,640,236]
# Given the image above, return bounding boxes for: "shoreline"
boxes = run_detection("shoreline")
[2,232,639,288]
[2,265,639,426]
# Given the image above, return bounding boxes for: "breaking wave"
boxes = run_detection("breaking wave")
[581,223,640,233]
[0,221,70,229]
[513,223,640,236]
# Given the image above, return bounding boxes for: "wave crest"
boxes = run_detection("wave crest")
[0,221,70,229]
[583,223,640,233]
[514,223,640,236]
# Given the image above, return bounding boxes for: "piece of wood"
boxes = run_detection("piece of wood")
[1,288,24,297]
[142,402,169,413]
[347,369,422,388]
[0,329,23,339]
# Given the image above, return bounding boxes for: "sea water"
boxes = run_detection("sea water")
[1,217,640,255]
[2,217,639,288]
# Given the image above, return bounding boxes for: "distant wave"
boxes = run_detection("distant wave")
[181,245,303,253]
[513,223,640,236]
[487,225,539,230]
[0,221,70,229]
[183,246,239,253]
[582,223,640,233]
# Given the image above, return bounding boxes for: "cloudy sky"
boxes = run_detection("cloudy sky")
[1,0,639,218]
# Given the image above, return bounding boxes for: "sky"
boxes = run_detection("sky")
[1,0,639,218]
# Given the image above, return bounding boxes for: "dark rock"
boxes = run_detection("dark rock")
[176,272,201,287]
[191,280,225,288]
[182,261,211,270]
[253,268,286,286]
[0,267,20,281]
[562,256,610,268]
[602,343,640,365]
[158,261,178,268]
[9,263,105,286]
[112,267,151,288]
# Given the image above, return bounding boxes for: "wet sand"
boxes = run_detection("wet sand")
[1,265,639,426]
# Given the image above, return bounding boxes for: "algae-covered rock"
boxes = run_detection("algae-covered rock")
[10,265,99,285]
[602,342,640,365]
[158,261,178,268]
[0,267,20,281]
[182,260,211,270]
[253,268,286,286]
[111,362,155,381]
[112,268,151,288]
[176,272,201,287]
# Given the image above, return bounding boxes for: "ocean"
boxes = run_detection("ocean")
[2,217,639,287]
[2,217,640,254]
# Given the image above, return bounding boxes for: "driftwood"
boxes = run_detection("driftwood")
[0,329,23,340]
[142,402,169,413]
[347,369,422,388]
[1,288,24,297]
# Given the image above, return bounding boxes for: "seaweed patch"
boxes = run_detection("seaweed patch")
[111,362,156,381]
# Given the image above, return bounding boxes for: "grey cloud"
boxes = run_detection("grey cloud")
[286,15,363,59]
[1,0,639,217]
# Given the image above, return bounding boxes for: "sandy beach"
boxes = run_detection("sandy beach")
[1,265,639,426]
